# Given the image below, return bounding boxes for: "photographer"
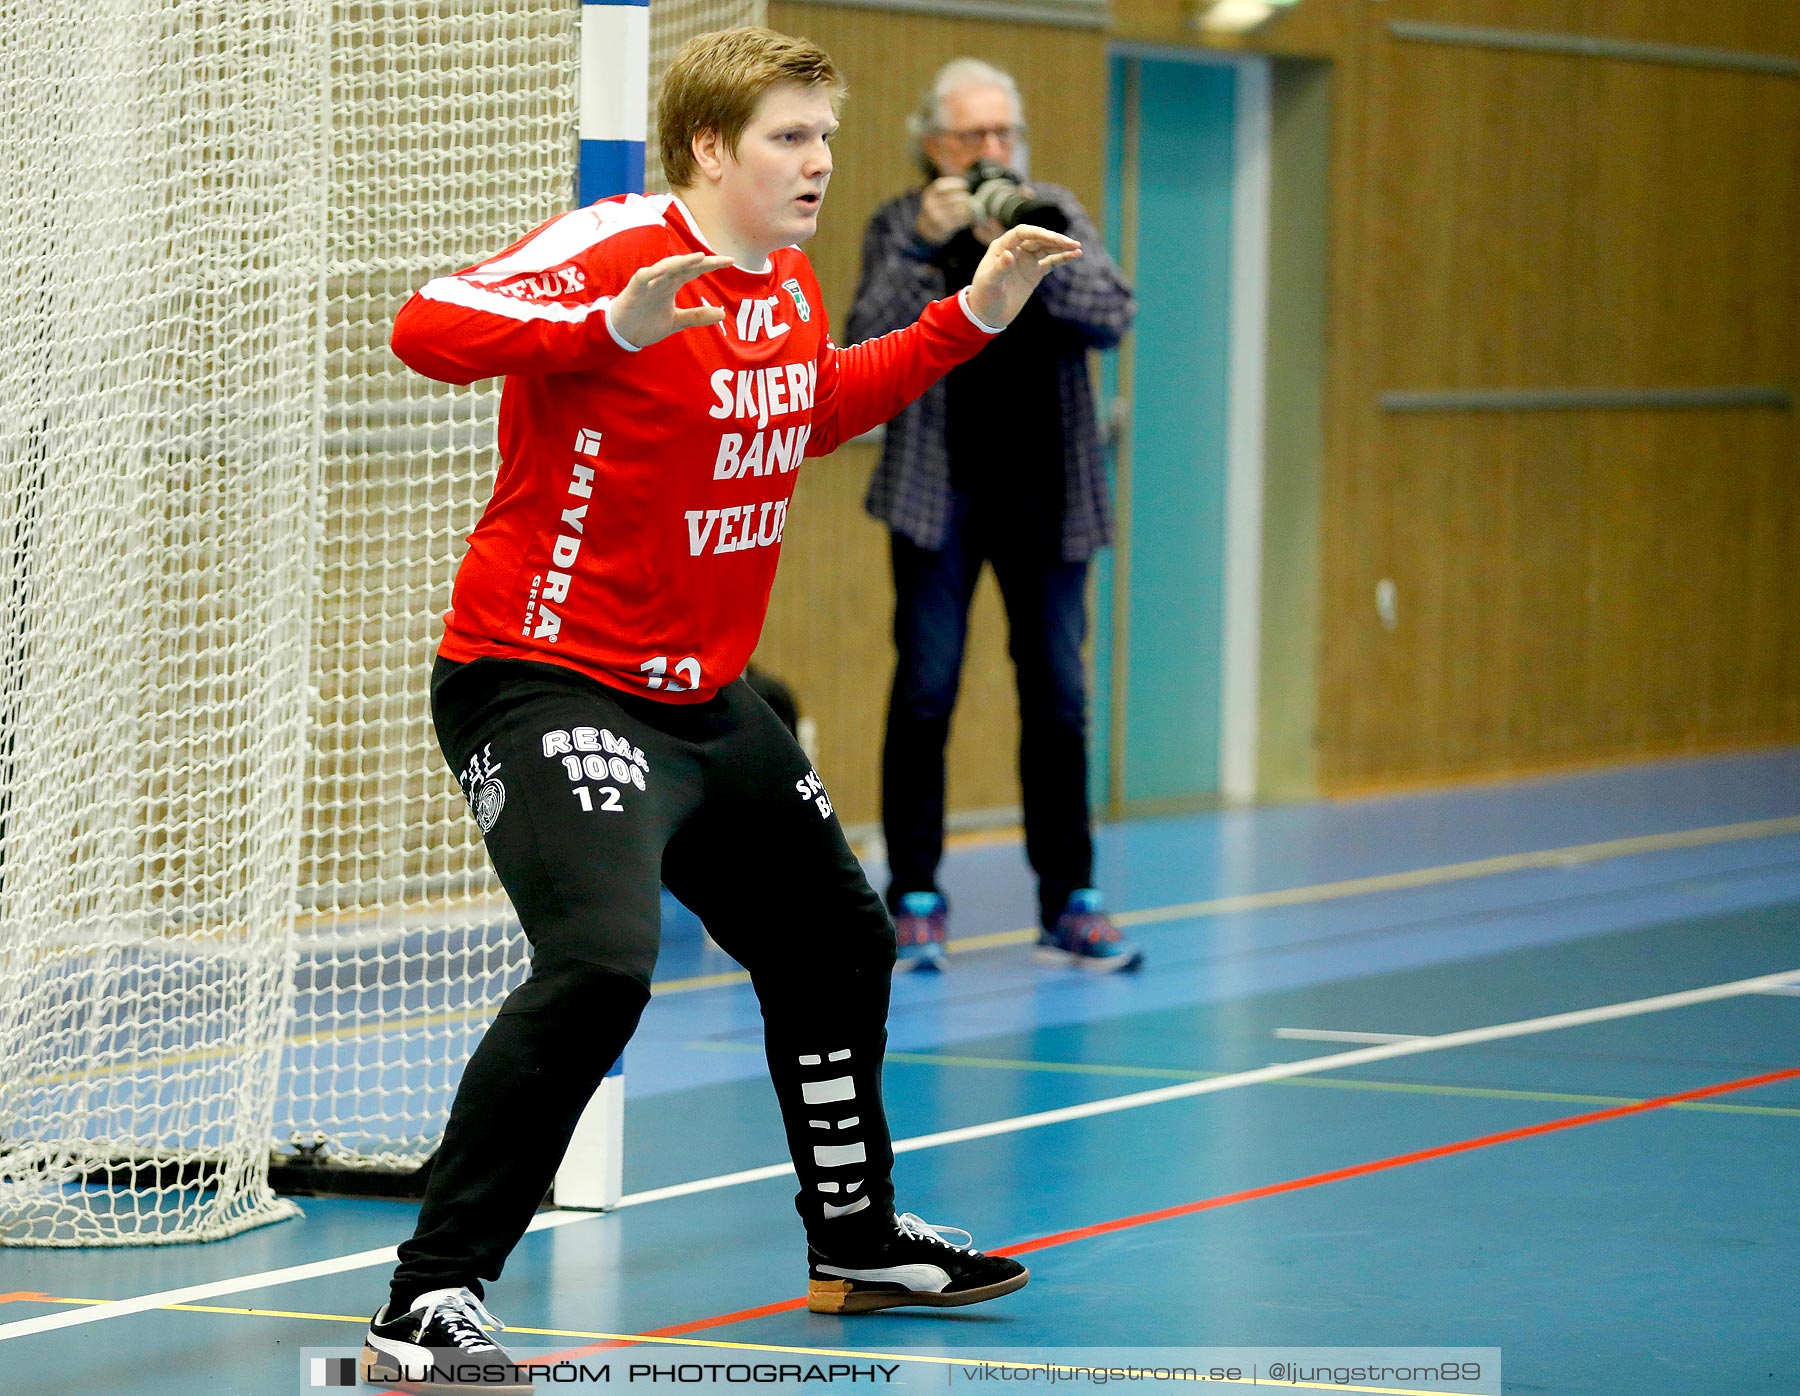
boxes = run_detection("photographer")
[846,58,1140,973]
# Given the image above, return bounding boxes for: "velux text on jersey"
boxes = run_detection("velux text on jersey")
[497,265,585,301]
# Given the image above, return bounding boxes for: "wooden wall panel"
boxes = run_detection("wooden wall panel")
[1365,34,1795,393]
[1316,2,1800,789]
[1110,0,1347,57]
[756,4,1109,826]
[750,0,1800,803]
[1332,410,1798,785]
[1257,59,1332,801]
[1571,0,1800,59]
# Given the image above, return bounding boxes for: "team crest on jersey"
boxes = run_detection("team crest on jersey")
[782,277,812,323]
[458,744,507,833]
[474,779,507,833]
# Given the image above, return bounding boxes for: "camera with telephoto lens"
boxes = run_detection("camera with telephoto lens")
[964,159,1069,234]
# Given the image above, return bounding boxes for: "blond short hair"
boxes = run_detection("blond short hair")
[658,27,844,190]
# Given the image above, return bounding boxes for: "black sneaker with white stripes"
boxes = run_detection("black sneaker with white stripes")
[807,1212,1030,1314]
[362,1287,532,1394]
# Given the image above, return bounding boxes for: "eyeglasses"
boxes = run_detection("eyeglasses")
[936,124,1025,148]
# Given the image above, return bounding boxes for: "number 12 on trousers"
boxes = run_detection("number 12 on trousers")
[558,750,649,815]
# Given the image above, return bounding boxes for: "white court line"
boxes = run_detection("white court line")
[3,965,1796,1343]
[872,967,1800,1158]
[1273,1028,1427,1045]
[0,1208,592,1342]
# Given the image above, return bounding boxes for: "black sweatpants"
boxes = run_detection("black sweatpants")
[391,657,899,1308]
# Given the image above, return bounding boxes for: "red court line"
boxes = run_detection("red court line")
[1000,1063,1800,1257]
[527,1296,811,1369]
[355,1055,1800,1396]
[525,1062,1800,1361]
[630,1297,811,1343]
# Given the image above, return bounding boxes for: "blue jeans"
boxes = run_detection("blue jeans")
[882,496,1093,931]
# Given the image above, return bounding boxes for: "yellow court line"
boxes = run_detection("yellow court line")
[24,1005,503,1089]
[666,811,1800,974]
[685,1041,1800,1118]
[952,813,1800,952]
[650,968,758,995]
[899,1050,1800,1118]
[17,1295,1480,1395]
[36,1295,373,1323]
[28,813,1800,1089]
[1111,814,1800,926]
[1269,1072,1800,1117]
[291,888,511,935]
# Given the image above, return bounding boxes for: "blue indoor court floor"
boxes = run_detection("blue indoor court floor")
[3,747,1798,1396]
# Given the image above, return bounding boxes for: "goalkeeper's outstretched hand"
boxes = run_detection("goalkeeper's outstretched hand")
[964,226,1083,330]
[607,252,734,350]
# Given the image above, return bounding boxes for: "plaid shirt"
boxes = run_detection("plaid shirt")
[845,185,1135,562]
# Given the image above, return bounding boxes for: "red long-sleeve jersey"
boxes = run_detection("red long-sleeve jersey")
[391,193,1000,703]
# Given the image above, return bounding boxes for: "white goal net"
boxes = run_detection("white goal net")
[0,0,759,1247]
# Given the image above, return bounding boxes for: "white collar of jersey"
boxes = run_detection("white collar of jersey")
[669,195,776,276]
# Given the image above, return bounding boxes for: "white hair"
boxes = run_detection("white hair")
[906,57,1029,177]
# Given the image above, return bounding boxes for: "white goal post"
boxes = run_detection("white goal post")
[0,0,760,1247]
